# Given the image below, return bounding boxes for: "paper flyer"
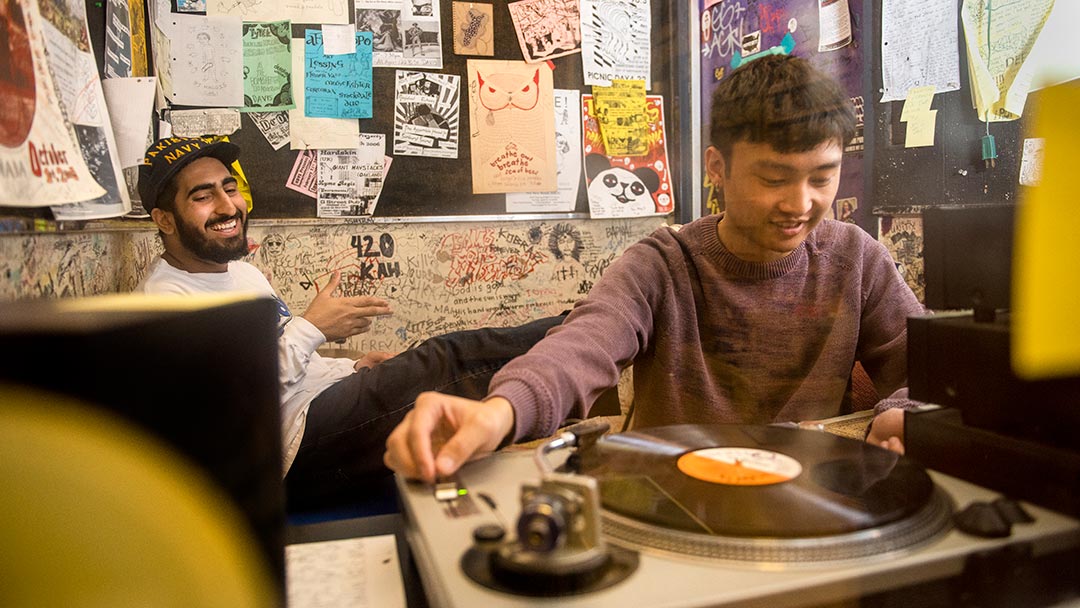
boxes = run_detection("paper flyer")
[582,94,672,218]
[392,70,460,158]
[580,0,651,88]
[506,89,581,213]
[241,20,294,112]
[507,0,581,63]
[0,0,105,206]
[356,0,443,69]
[467,59,556,193]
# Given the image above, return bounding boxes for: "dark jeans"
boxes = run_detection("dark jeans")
[284,314,564,511]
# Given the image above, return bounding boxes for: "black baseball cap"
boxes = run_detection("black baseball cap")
[137,136,240,212]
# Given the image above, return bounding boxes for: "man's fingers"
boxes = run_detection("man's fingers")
[351,295,389,308]
[432,400,509,477]
[318,270,341,298]
[402,399,449,483]
[385,419,422,479]
[355,304,392,318]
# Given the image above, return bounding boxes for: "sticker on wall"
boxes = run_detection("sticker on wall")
[452,1,494,56]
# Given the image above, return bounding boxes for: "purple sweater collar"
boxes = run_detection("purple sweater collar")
[696,213,810,280]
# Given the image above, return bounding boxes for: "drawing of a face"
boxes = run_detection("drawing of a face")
[412,0,432,16]
[477,69,540,112]
[262,233,286,258]
[588,167,656,215]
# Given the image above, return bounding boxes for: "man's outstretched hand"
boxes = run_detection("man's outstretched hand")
[302,270,392,342]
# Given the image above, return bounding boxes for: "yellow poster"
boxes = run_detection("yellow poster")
[592,79,648,156]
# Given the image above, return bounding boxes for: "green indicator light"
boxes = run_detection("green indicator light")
[457,488,468,496]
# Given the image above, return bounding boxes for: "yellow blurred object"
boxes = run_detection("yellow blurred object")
[220,135,253,212]
[0,384,277,607]
[1012,80,1080,379]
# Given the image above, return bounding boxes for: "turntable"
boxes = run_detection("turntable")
[397,423,1080,607]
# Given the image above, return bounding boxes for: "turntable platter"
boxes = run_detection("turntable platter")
[570,424,953,562]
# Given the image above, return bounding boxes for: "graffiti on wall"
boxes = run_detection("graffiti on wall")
[1,216,928,351]
[0,217,664,353]
[245,218,663,350]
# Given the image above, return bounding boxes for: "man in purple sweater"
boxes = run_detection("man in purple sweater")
[385,55,923,483]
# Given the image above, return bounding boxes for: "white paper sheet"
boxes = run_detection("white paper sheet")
[880,0,960,102]
[580,0,651,89]
[323,24,358,55]
[285,535,406,608]
[506,89,582,213]
[168,108,242,137]
[42,0,132,218]
[102,77,158,168]
[208,0,350,25]
[162,14,244,107]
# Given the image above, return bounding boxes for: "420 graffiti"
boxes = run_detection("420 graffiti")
[351,233,396,258]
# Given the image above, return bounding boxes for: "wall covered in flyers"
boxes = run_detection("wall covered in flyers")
[1,0,691,221]
[118,0,690,220]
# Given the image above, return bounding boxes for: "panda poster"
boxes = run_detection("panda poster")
[467,59,556,194]
[582,94,672,218]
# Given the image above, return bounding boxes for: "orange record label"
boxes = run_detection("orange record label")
[676,448,802,486]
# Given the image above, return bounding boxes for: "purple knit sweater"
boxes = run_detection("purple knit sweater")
[489,214,925,442]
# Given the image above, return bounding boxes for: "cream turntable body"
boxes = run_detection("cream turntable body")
[396,424,1080,608]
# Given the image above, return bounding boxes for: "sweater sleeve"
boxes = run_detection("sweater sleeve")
[278,315,351,396]
[489,235,673,441]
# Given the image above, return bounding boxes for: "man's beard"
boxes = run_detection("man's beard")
[175,212,249,264]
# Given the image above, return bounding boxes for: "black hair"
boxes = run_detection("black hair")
[709,55,856,162]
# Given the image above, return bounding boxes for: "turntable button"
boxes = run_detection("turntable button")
[992,497,1035,524]
[473,524,506,544]
[954,502,1012,538]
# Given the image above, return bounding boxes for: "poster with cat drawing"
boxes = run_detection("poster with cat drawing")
[467,59,556,194]
[582,94,672,218]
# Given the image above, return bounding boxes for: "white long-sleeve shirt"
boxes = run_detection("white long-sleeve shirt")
[139,258,354,474]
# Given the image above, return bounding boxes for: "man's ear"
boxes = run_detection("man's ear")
[704,146,727,190]
[151,208,176,235]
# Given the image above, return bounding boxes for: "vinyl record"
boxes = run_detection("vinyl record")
[571,424,936,539]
